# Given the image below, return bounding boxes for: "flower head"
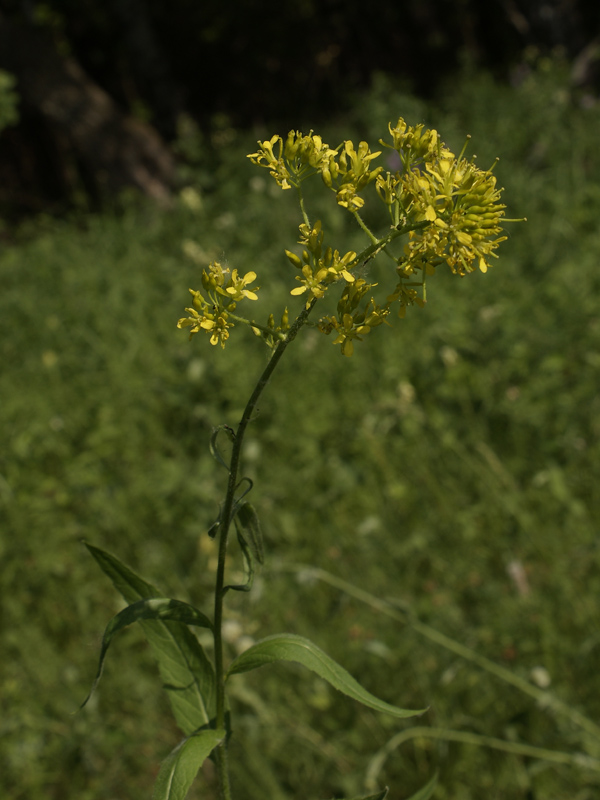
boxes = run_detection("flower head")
[401,154,507,275]
[318,280,389,356]
[248,132,337,189]
[177,296,233,348]
[177,262,260,348]
[184,119,518,356]
[247,135,292,189]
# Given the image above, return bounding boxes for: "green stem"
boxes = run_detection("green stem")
[296,185,310,227]
[352,211,398,266]
[226,312,286,339]
[352,211,378,244]
[212,299,318,798]
[354,220,429,266]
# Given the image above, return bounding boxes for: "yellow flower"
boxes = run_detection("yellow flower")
[298,220,324,257]
[178,262,259,348]
[290,264,329,304]
[336,183,365,210]
[288,224,357,306]
[319,301,389,357]
[248,131,338,189]
[177,302,233,348]
[400,150,507,276]
[385,118,443,166]
[224,269,259,302]
[316,280,389,355]
[247,135,292,189]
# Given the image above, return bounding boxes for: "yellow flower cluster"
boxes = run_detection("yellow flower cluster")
[177,262,259,347]
[376,119,507,278]
[181,119,514,355]
[318,279,389,357]
[248,132,382,210]
[247,131,338,189]
[285,221,358,307]
[393,154,506,276]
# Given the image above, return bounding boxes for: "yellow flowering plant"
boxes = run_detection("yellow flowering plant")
[82,119,519,800]
[178,120,510,357]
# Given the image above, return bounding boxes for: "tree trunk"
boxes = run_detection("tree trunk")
[0,18,175,208]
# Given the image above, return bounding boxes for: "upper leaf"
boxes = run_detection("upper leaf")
[152,729,226,800]
[226,633,425,719]
[85,543,216,734]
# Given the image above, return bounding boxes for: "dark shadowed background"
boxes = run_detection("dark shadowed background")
[1,0,599,214]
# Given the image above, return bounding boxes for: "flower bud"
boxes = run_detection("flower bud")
[284,131,299,160]
[285,249,303,269]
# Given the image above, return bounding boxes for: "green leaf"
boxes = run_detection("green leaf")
[225,524,255,593]
[82,597,213,708]
[152,729,225,800]
[84,543,216,734]
[210,425,235,470]
[235,502,264,564]
[404,772,438,800]
[226,633,425,719]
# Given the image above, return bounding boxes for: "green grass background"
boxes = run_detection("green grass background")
[1,58,600,799]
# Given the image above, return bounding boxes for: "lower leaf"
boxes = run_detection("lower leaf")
[84,543,216,733]
[152,729,226,800]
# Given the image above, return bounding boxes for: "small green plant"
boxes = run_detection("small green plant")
[82,119,515,799]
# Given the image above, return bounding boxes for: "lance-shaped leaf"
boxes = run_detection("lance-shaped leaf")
[226,633,425,719]
[82,597,213,707]
[85,543,216,734]
[152,729,226,800]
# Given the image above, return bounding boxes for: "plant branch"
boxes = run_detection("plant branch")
[354,220,429,267]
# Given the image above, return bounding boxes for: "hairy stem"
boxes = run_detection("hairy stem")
[352,210,379,244]
[354,219,429,266]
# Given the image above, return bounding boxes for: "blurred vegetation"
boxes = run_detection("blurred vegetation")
[2,58,600,799]
[0,69,18,132]
[2,1,599,215]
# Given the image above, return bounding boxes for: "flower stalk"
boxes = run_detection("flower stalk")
[177,119,521,798]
